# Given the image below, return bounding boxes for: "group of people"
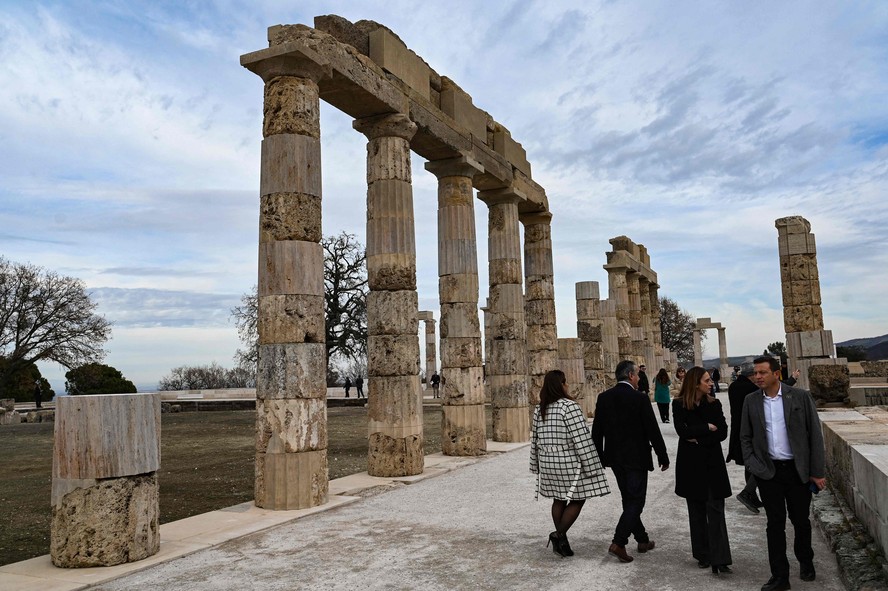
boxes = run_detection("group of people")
[529,357,825,591]
[342,376,364,398]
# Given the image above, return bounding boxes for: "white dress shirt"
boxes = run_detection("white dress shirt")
[763,387,794,460]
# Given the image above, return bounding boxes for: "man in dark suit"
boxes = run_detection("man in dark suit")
[592,359,670,563]
[726,363,762,513]
[740,356,826,591]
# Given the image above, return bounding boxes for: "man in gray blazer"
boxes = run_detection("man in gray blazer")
[740,356,826,591]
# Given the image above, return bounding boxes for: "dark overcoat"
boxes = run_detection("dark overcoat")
[672,397,731,500]
[725,375,758,464]
[591,382,669,471]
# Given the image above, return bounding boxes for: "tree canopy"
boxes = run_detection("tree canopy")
[763,341,787,362]
[0,258,111,386]
[659,296,705,365]
[0,358,53,402]
[158,362,255,391]
[65,363,137,395]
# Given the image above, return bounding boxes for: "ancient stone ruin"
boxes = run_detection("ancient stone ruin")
[693,317,730,380]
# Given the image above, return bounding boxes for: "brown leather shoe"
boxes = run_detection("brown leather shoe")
[637,540,655,553]
[608,543,634,563]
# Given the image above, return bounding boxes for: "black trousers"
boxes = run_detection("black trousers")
[686,496,732,566]
[758,460,814,578]
[611,465,649,546]
[656,402,669,422]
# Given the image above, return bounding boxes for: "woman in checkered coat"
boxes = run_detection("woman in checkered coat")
[530,370,610,557]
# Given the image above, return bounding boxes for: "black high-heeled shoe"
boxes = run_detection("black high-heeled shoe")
[711,565,733,575]
[547,532,567,557]
[560,534,575,556]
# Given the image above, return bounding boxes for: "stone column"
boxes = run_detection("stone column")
[638,277,655,369]
[693,329,703,367]
[648,283,667,370]
[480,189,529,442]
[605,265,632,361]
[626,271,645,365]
[355,113,423,477]
[521,212,558,413]
[481,298,493,403]
[717,327,729,383]
[600,298,619,388]
[576,281,606,416]
[426,156,486,456]
[775,216,844,390]
[255,68,328,510]
[51,393,161,567]
[558,338,585,410]
[418,311,437,386]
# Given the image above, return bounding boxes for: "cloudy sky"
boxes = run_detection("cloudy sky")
[1,1,886,392]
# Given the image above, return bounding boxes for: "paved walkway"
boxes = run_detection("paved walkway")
[4,397,844,591]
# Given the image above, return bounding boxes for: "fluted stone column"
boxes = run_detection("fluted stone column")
[355,113,423,477]
[576,281,606,416]
[626,271,645,365]
[600,298,619,387]
[418,311,437,386]
[693,329,703,367]
[481,189,529,442]
[775,216,843,390]
[521,212,558,414]
[558,338,585,410]
[717,327,729,383]
[605,265,632,361]
[648,283,666,370]
[426,157,486,455]
[639,277,655,369]
[255,67,329,510]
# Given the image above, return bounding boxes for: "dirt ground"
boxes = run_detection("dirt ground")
[0,404,492,566]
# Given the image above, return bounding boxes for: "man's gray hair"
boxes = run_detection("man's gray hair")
[739,362,755,377]
[615,360,637,382]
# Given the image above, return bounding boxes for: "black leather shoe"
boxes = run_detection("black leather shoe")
[560,534,575,556]
[800,562,816,581]
[547,532,566,558]
[697,560,710,569]
[761,575,791,591]
[737,492,761,514]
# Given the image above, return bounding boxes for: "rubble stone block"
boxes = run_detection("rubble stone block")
[441,366,485,405]
[438,272,479,303]
[258,343,327,399]
[256,398,327,453]
[263,76,320,138]
[783,305,824,333]
[488,375,529,407]
[808,364,851,405]
[527,349,558,376]
[439,302,481,338]
[51,474,159,568]
[0,398,13,411]
[488,258,522,285]
[367,255,417,291]
[578,322,603,342]
[368,432,424,477]
[260,192,322,243]
[525,276,555,301]
[439,337,482,368]
[487,340,528,375]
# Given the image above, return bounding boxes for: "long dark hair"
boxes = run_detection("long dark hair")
[539,369,569,420]
[678,366,714,409]
[655,368,670,385]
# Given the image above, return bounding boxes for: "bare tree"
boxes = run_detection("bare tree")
[659,296,705,365]
[158,362,254,390]
[323,232,367,364]
[0,257,111,386]
[230,286,257,371]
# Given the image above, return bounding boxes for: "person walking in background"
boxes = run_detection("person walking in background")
[592,360,669,563]
[727,363,763,513]
[653,369,672,423]
[670,366,686,398]
[673,367,733,575]
[740,356,826,591]
[344,377,352,398]
[355,376,364,398]
[711,367,721,393]
[430,372,440,398]
[637,364,650,400]
[530,370,610,558]
[33,381,42,409]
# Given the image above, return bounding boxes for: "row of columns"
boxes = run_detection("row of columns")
[693,319,729,380]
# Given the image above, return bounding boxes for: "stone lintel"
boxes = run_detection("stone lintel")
[417,310,435,322]
[512,169,548,212]
[369,27,431,101]
[407,97,472,161]
[440,76,490,143]
[471,136,514,191]
[492,125,531,177]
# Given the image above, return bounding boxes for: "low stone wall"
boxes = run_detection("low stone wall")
[820,408,888,567]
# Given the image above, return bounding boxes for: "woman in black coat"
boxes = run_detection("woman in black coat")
[673,366,733,575]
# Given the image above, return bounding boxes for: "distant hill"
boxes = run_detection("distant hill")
[836,334,888,349]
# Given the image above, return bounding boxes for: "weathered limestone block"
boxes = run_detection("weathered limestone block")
[583,341,604,369]
[527,349,558,378]
[368,28,431,101]
[368,432,423,477]
[577,321,603,342]
[25,410,55,423]
[367,376,422,430]
[260,192,322,243]
[437,272,479,304]
[366,136,413,183]
[526,324,558,351]
[366,290,418,335]
[525,276,555,301]
[487,311,524,340]
[525,299,557,325]
[257,398,327,453]
[367,255,417,291]
[263,76,320,138]
[491,406,530,443]
[260,134,322,197]
[441,405,486,456]
[257,343,327,399]
[439,337,482,368]
[488,283,524,313]
[256,445,328,510]
[862,361,888,377]
[489,375,529,407]
[576,299,600,321]
[259,240,324,296]
[441,366,484,405]
[488,258,522,285]
[1,398,14,411]
[783,305,824,333]
[487,340,528,376]
[51,474,159,568]
[808,365,851,406]
[0,409,21,425]
[258,294,324,344]
[368,335,421,376]
[439,302,481,338]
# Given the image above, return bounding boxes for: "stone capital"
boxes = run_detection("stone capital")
[518,210,552,226]
[353,113,417,141]
[241,43,332,84]
[477,186,526,206]
[424,155,483,180]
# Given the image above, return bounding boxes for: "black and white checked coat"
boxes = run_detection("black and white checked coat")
[530,399,610,501]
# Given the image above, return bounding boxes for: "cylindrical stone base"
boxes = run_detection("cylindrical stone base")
[441,404,487,456]
[51,473,159,568]
[368,433,424,477]
[256,448,328,510]
[491,406,530,442]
